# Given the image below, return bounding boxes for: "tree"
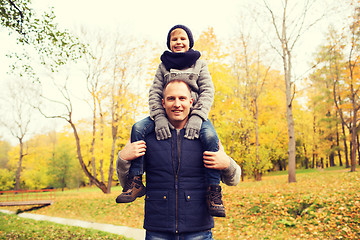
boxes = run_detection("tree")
[309,26,348,168]
[240,34,273,180]
[259,0,327,183]
[195,28,251,176]
[228,29,275,180]
[0,77,39,190]
[0,139,11,169]
[82,31,108,185]
[19,133,52,189]
[105,35,144,193]
[196,28,287,180]
[310,1,360,172]
[2,1,87,189]
[37,73,109,193]
[1,0,85,74]
[48,141,79,191]
[343,2,360,172]
[1,0,30,37]
[257,69,289,172]
[79,30,150,193]
[0,168,14,191]
[36,29,151,193]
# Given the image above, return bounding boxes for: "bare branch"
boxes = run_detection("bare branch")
[7,0,25,35]
[263,0,284,56]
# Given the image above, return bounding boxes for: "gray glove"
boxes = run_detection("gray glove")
[154,114,171,140]
[185,115,203,140]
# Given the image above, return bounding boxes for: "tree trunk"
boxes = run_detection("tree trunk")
[286,80,296,182]
[335,91,349,168]
[90,95,97,184]
[329,147,335,167]
[283,46,296,183]
[303,143,309,169]
[107,121,118,194]
[255,170,262,181]
[349,52,358,172]
[107,95,120,193]
[342,121,350,168]
[336,117,342,166]
[230,131,234,155]
[350,116,357,172]
[357,134,360,165]
[69,120,107,193]
[312,114,317,169]
[254,98,261,181]
[98,101,105,183]
[107,138,116,193]
[15,138,24,190]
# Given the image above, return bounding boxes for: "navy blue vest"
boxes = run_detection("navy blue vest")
[143,129,214,233]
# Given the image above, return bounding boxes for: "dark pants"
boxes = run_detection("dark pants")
[145,230,213,240]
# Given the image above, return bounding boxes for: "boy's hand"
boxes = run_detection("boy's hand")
[185,115,202,140]
[155,115,172,140]
[203,140,230,170]
[119,140,146,161]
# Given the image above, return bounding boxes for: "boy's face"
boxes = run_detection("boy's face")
[169,28,190,53]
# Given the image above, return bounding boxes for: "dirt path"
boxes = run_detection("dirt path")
[0,209,145,240]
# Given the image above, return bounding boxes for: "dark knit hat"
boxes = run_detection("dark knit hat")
[166,24,194,50]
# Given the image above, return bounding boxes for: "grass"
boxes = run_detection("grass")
[0,212,130,240]
[1,167,360,239]
[265,167,323,176]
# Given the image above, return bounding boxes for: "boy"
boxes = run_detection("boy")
[116,25,225,217]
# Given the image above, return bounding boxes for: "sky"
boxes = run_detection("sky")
[37,0,242,43]
[0,0,350,144]
[30,0,349,77]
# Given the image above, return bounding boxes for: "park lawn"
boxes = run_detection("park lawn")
[2,167,360,239]
[0,212,130,240]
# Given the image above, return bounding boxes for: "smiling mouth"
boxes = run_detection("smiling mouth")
[172,110,183,114]
[174,46,184,51]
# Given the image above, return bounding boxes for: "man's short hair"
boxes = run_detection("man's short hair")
[163,80,192,97]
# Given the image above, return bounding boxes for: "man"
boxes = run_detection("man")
[116,80,241,239]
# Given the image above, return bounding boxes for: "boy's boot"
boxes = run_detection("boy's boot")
[115,175,146,203]
[206,184,226,217]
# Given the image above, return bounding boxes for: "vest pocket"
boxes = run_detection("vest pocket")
[144,190,169,228]
[183,190,211,228]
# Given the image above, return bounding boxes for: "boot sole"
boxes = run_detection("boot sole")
[115,187,146,203]
[209,209,226,217]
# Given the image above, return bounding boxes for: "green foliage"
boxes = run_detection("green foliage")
[286,195,323,219]
[2,0,86,80]
[0,212,130,239]
[243,145,273,179]
[0,168,14,190]
[47,142,85,190]
[0,0,31,36]
[0,140,11,168]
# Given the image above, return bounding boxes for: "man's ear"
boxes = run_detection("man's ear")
[190,98,193,105]
[162,99,165,108]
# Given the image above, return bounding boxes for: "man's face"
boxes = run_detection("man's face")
[169,28,190,53]
[162,81,193,129]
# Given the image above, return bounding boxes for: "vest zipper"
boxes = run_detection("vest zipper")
[175,129,181,234]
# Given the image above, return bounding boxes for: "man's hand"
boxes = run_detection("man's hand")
[119,140,146,161]
[203,140,230,170]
